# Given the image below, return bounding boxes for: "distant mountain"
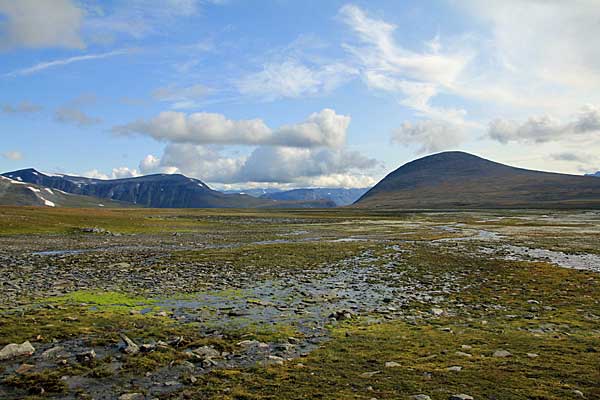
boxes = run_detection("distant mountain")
[0,175,126,208]
[354,151,600,209]
[223,188,283,197]
[586,171,600,177]
[261,188,370,206]
[2,169,273,208]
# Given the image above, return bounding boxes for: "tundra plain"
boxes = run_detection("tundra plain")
[0,207,598,399]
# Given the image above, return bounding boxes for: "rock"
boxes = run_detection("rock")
[164,380,179,386]
[41,346,66,360]
[120,334,140,355]
[118,394,144,400]
[430,308,444,316]
[384,361,401,368]
[329,310,354,321]
[0,341,35,360]
[140,343,156,353]
[449,395,474,400]
[359,371,381,378]
[267,355,285,365]
[411,395,432,400]
[190,346,220,360]
[76,349,96,363]
[461,345,472,350]
[572,390,584,398]
[493,350,512,358]
[446,366,462,372]
[16,363,35,374]
[455,351,472,357]
[108,262,130,269]
[527,353,539,358]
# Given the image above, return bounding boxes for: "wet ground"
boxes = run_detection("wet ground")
[0,209,599,399]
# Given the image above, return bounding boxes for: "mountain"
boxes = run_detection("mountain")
[2,169,273,208]
[261,188,370,206]
[585,171,600,177]
[223,188,283,197]
[0,175,126,208]
[354,151,600,209]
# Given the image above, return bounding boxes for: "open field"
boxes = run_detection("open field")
[0,207,599,399]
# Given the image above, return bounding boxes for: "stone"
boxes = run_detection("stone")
[384,361,401,368]
[527,353,539,358]
[329,310,353,321]
[16,363,35,374]
[455,351,472,357]
[190,346,220,360]
[449,395,474,400]
[359,371,381,378]
[430,308,444,316]
[460,345,472,350]
[41,346,66,360]
[411,395,432,400]
[0,341,35,360]
[118,394,144,400]
[76,349,96,363]
[572,390,584,398]
[120,334,140,355]
[446,366,462,372]
[493,350,512,358]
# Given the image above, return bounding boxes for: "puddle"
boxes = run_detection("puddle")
[500,245,600,273]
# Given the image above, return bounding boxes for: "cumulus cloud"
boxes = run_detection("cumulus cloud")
[392,120,466,154]
[113,108,350,148]
[0,0,84,49]
[83,167,139,180]
[55,107,102,127]
[1,150,23,160]
[237,61,357,100]
[488,105,600,144]
[1,101,42,114]
[138,143,379,187]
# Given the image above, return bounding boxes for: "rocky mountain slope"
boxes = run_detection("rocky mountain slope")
[0,175,125,208]
[260,188,369,206]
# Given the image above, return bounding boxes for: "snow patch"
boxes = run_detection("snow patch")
[44,188,54,195]
[26,186,41,193]
[98,204,105,207]
[42,198,56,207]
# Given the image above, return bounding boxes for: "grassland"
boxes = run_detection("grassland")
[0,207,598,399]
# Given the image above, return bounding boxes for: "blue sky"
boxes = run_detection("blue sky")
[1,0,600,189]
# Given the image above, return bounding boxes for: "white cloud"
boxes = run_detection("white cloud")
[488,105,600,144]
[1,101,42,113]
[83,167,139,180]
[4,50,130,77]
[237,60,357,100]
[1,150,23,160]
[113,108,350,148]
[85,0,201,39]
[392,120,466,154]
[138,143,379,187]
[55,107,102,127]
[0,0,84,49]
[152,84,210,109]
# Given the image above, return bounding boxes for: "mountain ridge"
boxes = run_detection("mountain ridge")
[354,151,600,209]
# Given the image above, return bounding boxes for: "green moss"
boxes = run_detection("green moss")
[3,370,68,395]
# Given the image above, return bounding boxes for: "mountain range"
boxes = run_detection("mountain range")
[354,151,600,209]
[224,187,369,206]
[3,152,600,209]
[0,169,337,209]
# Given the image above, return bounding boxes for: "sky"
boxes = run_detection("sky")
[1,0,600,189]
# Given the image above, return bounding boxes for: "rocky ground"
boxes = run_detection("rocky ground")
[0,208,598,399]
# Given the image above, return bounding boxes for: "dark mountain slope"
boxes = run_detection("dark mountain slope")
[0,175,127,208]
[1,169,273,208]
[355,151,600,209]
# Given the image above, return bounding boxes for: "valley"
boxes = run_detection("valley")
[0,207,598,399]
